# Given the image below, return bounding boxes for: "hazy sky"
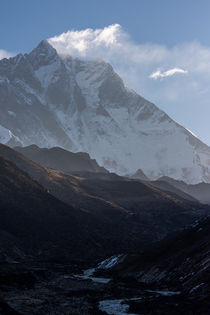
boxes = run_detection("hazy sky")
[1,0,210,144]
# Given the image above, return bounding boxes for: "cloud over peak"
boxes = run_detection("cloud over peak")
[47,25,210,144]
[150,68,188,80]
[0,49,13,60]
[47,24,210,103]
[48,24,123,57]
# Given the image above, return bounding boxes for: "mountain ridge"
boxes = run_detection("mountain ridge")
[0,143,206,251]
[15,144,108,174]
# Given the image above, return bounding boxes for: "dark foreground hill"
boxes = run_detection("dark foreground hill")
[149,178,199,203]
[156,175,210,204]
[94,217,210,314]
[0,144,209,313]
[0,155,99,261]
[0,153,153,263]
[15,144,107,174]
[0,144,207,255]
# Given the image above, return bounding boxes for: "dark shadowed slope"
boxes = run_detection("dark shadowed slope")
[149,178,199,203]
[0,145,209,313]
[0,144,208,249]
[0,156,81,256]
[0,154,144,262]
[15,144,107,174]
[157,176,210,204]
[99,217,210,314]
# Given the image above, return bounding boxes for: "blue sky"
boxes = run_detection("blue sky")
[1,0,210,52]
[1,0,210,144]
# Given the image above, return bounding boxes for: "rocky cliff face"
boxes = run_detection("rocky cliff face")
[1,39,210,183]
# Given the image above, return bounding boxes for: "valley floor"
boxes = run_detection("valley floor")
[0,258,208,315]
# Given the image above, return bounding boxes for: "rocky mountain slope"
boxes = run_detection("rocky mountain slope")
[149,178,200,203]
[99,216,210,314]
[0,145,209,313]
[1,40,210,183]
[155,176,210,205]
[0,155,87,259]
[15,144,107,174]
[0,144,207,260]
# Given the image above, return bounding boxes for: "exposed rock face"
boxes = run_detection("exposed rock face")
[1,40,210,183]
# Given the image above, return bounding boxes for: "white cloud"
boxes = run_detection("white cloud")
[0,49,13,60]
[150,68,188,79]
[47,25,210,89]
[47,25,210,144]
[47,25,210,100]
[48,24,123,57]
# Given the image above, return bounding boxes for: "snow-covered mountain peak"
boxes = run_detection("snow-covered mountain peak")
[1,40,210,183]
[28,40,58,69]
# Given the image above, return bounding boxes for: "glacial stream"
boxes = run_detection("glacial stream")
[74,267,111,284]
[72,254,182,315]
